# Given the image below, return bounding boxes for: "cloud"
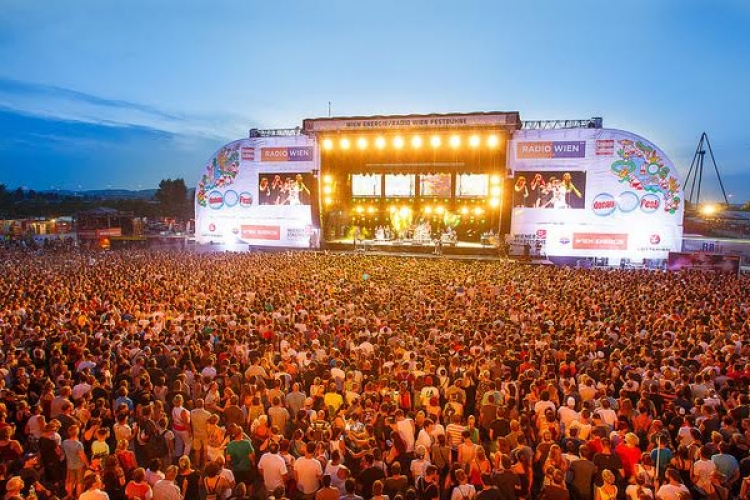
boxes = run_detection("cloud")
[0,77,255,140]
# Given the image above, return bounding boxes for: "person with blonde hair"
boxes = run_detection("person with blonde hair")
[595,470,618,500]
[176,455,200,499]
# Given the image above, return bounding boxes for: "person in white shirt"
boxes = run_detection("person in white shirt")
[153,465,182,500]
[294,441,323,496]
[558,398,579,437]
[258,443,288,494]
[655,469,689,500]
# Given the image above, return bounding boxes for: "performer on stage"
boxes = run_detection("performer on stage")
[562,172,583,208]
[514,176,529,207]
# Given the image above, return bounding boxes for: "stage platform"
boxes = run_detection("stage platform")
[326,238,501,257]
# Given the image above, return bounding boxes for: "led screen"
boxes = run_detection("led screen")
[385,174,415,197]
[420,173,452,197]
[352,174,382,197]
[456,174,489,197]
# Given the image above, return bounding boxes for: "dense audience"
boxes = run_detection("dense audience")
[0,246,748,500]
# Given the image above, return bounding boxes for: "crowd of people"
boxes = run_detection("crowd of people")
[0,246,748,500]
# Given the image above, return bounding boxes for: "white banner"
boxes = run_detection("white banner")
[508,128,684,262]
[303,112,519,132]
[195,136,318,248]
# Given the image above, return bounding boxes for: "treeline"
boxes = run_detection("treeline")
[0,179,193,219]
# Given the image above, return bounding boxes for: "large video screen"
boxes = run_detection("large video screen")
[258,172,315,205]
[512,170,586,209]
[420,174,452,197]
[352,174,382,197]
[456,174,489,197]
[385,174,415,197]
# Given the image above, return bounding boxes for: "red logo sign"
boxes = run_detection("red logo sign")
[241,225,281,240]
[241,147,255,160]
[650,234,661,245]
[595,139,615,156]
[572,233,628,250]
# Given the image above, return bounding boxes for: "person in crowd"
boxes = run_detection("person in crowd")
[0,248,746,500]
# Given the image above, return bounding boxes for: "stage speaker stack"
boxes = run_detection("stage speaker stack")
[499,176,514,235]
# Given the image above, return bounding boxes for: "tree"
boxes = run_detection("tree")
[155,178,191,218]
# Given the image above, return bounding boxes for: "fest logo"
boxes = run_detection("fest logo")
[239,192,253,207]
[223,190,239,208]
[517,141,586,159]
[610,140,680,214]
[208,191,224,210]
[197,144,241,207]
[592,193,616,216]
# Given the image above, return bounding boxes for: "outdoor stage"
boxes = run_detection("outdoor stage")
[326,238,502,257]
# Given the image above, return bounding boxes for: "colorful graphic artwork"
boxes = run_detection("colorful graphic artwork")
[610,140,681,214]
[196,144,241,207]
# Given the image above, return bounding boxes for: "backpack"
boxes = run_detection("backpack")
[150,428,169,457]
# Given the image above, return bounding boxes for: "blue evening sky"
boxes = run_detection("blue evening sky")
[1,0,749,201]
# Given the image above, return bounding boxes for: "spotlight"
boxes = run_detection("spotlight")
[474,207,484,216]
[324,196,333,205]
[375,136,386,149]
[489,198,500,208]
[399,206,411,218]
[430,136,441,148]
[390,205,397,213]
[487,135,499,148]
[490,175,501,185]
[469,135,480,148]
[411,136,423,149]
[393,136,405,149]
[424,206,433,214]
[340,138,350,150]
[490,186,501,197]
[357,137,368,150]
[436,206,445,214]
[323,185,332,195]
[460,206,469,215]
[449,135,461,148]
[323,175,333,184]
[356,206,364,214]
[322,138,333,151]
[367,206,376,214]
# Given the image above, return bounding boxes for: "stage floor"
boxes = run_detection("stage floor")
[325,238,503,257]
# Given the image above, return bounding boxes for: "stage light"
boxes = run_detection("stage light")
[489,198,500,208]
[460,206,469,215]
[323,185,333,195]
[474,207,484,216]
[356,206,365,214]
[490,186,502,197]
[399,206,411,218]
[430,136,441,148]
[424,206,433,214]
[340,138,351,150]
[390,205,397,213]
[436,206,445,214]
[487,134,499,148]
[367,206,376,214]
[323,175,333,184]
[375,136,386,149]
[490,174,501,185]
[449,135,461,148]
[324,197,333,205]
[700,204,719,216]
[357,137,368,150]
[411,136,423,148]
[469,135,480,148]
[393,136,405,149]
[322,138,333,151]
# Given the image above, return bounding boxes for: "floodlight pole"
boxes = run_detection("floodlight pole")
[684,132,729,205]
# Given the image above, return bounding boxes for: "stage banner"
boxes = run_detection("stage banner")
[667,252,740,274]
[195,136,319,248]
[508,128,684,262]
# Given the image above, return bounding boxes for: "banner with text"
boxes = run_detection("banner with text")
[508,128,684,262]
[195,136,319,248]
